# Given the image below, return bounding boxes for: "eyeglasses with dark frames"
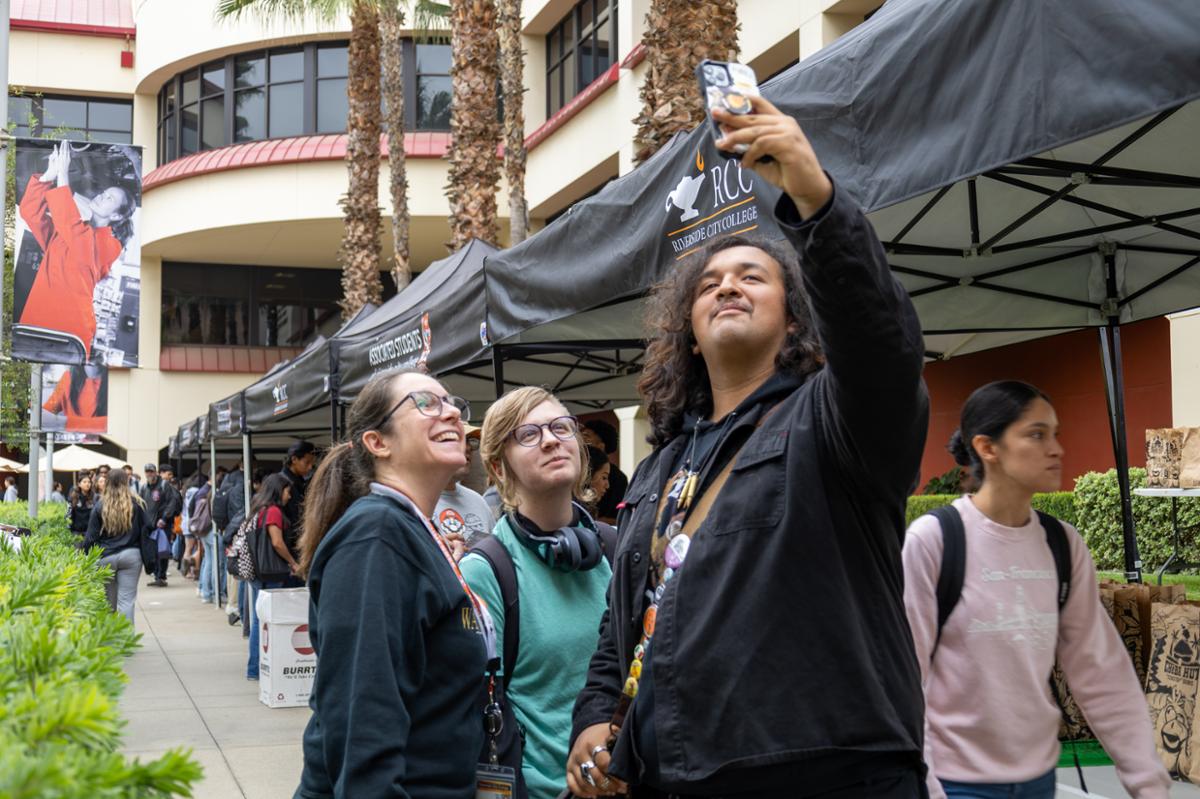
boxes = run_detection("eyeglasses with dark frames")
[510,415,579,447]
[378,390,471,429]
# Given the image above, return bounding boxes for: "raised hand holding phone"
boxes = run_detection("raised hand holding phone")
[713,94,832,220]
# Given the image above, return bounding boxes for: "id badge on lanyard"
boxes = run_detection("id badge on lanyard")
[476,764,517,799]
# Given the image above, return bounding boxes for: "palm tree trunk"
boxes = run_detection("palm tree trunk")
[380,1,411,290]
[447,0,501,250]
[633,0,739,165]
[498,0,528,244]
[340,1,384,318]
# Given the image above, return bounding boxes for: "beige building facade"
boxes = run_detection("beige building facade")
[7,0,879,469]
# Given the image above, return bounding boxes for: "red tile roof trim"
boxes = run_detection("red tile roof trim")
[161,345,301,374]
[525,62,620,152]
[10,18,135,37]
[620,43,646,70]
[143,132,452,191]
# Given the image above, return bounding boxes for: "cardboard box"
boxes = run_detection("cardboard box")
[256,587,316,709]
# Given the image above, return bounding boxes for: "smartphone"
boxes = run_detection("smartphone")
[695,59,772,161]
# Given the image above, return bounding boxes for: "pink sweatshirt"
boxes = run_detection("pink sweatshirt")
[903,496,1170,798]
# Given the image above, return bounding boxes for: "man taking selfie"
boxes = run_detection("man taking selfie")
[567,95,930,798]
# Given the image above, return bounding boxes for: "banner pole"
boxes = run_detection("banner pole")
[27,369,40,519]
[210,434,218,608]
[0,0,10,355]
[44,435,53,499]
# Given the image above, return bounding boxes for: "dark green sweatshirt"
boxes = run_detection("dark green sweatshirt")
[296,487,486,799]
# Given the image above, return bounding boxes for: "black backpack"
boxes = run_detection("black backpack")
[211,483,233,531]
[469,522,617,798]
[928,505,1071,649]
[926,505,1087,791]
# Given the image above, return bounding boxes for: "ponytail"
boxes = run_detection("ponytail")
[295,370,419,578]
[296,441,374,577]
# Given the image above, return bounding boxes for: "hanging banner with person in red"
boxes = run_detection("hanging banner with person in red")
[40,363,108,434]
[9,138,142,368]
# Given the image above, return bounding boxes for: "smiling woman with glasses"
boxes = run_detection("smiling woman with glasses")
[459,387,615,799]
[293,370,492,799]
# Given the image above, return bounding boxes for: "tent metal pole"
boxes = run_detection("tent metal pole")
[242,433,253,512]
[492,346,505,399]
[329,390,338,443]
[1099,247,1141,583]
[210,435,217,607]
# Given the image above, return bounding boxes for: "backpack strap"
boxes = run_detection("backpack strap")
[1037,510,1072,610]
[470,535,520,689]
[930,504,967,653]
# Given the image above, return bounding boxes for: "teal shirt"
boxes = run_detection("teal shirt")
[460,515,612,799]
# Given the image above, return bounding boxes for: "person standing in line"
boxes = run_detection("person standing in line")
[49,481,67,503]
[123,464,141,494]
[67,473,96,535]
[294,371,488,798]
[582,420,626,524]
[903,381,1170,799]
[583,446,611,521]
[82,469,149,624]
[140,463,181,587]
[462,387,613,799]
[567,95,929,798]
[3,476,19,503]
[280,440,316,527]
[434,427,494,548]
[245,473,300,681]
[180,471,204,579]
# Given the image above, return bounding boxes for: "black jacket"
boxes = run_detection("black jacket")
[280,465,308,526]
[297,486,487,799]
[67,493,95,534]
[221,468,247,535]
[140,477,182,529]
[83,500,149,557]
[571,185,929,789]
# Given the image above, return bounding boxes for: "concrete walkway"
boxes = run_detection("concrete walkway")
[120,573,310,799]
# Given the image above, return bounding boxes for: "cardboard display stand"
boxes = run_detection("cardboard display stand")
[256,587,316,709]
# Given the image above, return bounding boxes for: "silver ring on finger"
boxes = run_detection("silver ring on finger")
[580,760,597,787]
[590,744,607,759]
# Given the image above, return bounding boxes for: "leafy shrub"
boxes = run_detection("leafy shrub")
[1072,468,1200,572]
[0,501,202,797]
[922,467,965,495]
[905,491,1076,530]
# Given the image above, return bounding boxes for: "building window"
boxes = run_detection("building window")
[415,42,451,130]
[546,0,617,117]
[162,263,343,348]
[8,94,133,144]
[156,39,461,165]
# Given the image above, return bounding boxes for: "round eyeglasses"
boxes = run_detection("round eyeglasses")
[510,415,579,447]
[379,390,471,428]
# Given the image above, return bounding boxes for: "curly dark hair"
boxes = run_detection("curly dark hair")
[637,234,823,446]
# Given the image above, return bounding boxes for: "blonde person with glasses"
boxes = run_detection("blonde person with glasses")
[294,371,492,799]
[460,387,614,799]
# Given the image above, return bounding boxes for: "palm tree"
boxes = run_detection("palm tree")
[633,0,740,164]
[216,0,384,319]
[380,1,411,290]
[497,0,528,244]
[446,0,501,249]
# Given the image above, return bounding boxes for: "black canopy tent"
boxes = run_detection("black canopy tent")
[484,0,1200,581]
[336,239,502,408]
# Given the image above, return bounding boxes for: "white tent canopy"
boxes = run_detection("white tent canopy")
[37,445,127,474]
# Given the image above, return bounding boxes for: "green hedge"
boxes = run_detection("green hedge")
[0,502,202,798]
[905,469,1199,572]
[905,492,1076,529]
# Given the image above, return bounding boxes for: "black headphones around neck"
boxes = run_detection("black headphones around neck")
[508,503,604,573]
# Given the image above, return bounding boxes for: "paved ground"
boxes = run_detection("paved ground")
[120,574,310,799]
[118,571,1200,798]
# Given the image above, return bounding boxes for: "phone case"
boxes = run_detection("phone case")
[696,59,762,158]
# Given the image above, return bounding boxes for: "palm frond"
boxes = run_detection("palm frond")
[411,0,450,40]
[214,0,359,23]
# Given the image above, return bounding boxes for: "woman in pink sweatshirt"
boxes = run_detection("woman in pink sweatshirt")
[903,380,1170,799]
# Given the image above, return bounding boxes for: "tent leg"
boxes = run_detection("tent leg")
[339,403,347,439]
[329,391,339,443]
[210,436,218,608]
[242,433,253,512]
[1099,324,1142,583]
[492,346,505,400]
